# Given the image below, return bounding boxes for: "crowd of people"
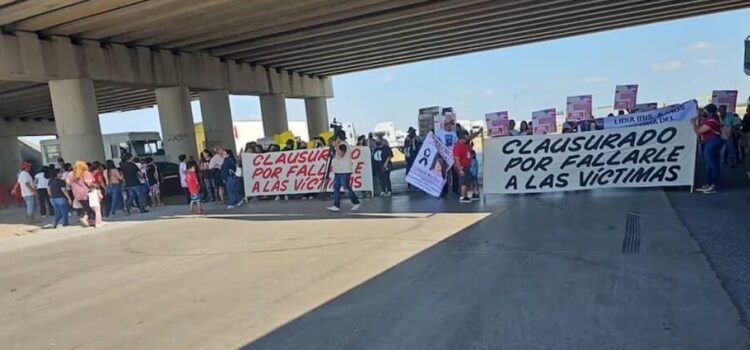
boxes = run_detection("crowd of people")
[8,145,246,228]
[5,101,749,226]
[692,104,750,194]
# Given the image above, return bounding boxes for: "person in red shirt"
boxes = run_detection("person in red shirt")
[453,131,474,203]
[693,104,723,194]
[185,161,204,215]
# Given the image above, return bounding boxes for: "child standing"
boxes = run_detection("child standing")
[185,161,204,215]
[469,150,480,201]
[88,184,104,227]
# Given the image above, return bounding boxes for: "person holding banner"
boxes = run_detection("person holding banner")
[693,105,723,194]
[326,143,361,212]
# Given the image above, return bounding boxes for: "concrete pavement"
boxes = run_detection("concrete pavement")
[0,189,747,349]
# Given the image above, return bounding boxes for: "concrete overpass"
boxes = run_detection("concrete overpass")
[1,0,748,184]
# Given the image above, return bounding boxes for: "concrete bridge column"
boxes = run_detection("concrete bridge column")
[48,78,105,163]
[259,94,289,137]
[156,86,198,162]
[0,135,20,186]
[199,90,235,152]
[305,97,330,140]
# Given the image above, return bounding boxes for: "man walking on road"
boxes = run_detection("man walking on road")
[11,161,37,223]
[121,154,148,214]
[327,143,361,212]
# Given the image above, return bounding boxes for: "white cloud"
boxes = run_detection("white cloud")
[698,58,718,66]
[582,76,610,83]
[651,60,685,71]
[379,74,395,83]
[687,41,715,51]
[483,89,495,96]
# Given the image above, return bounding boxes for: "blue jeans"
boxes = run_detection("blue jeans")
[126,186,146,212]
[50,197,69,227]
[332,173,360,208]
[107,184,123,216]
[225,176,239,205]
[23,195,35,218]
[704,137,723,186]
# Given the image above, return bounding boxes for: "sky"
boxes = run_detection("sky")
[30,8,750,142]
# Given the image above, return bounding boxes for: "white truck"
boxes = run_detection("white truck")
[40,132,167,165]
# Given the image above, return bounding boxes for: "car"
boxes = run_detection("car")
[155,161,182,196]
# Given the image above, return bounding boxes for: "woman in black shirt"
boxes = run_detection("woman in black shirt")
[47,169,72,228]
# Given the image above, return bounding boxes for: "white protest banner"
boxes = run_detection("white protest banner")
[242,146,373,196]
[633,103,658,112]
[485,111,509,137]
[406,132,455,197]
[566,95,592,122]
[532,108,557,135]
[602,100,697,129]
[712,90,738,113]
[483,121,697,194]
[614,84,638,110]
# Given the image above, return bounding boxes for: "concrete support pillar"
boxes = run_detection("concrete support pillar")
[199,90,235,152]
[0,135,20,186]
[48,78,105,162]
[156,86,197,162]
[305,97,330,140]
[259,93,289,137]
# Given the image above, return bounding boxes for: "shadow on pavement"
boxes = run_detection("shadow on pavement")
[666,159,750,330]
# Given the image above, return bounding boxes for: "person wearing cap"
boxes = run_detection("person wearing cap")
[11,161,37,223]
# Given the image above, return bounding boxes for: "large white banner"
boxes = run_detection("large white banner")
[483,121,697,194]
[406,132,455,197]
[242,146,373,196]
[602,100,697,129]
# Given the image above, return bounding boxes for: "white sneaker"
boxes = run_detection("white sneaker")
[274,196,280,201]
[326,206,341,212]
[702,185,718,194]
[351,204,360,211]
[378,192,386,197]
[695,184,711,193]
[385,192,392,197]
[237,199,245,207]
[227,205,235,209]
[459,197,472,203]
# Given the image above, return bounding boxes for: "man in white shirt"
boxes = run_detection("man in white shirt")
[34,165,53,218]
[326,143,360,212]
[435,119,458,149]
[178,154,189,204]
[11,161,37,223]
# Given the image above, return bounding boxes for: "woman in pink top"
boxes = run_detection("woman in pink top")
[67,161,95,227]
[693,104,723,194]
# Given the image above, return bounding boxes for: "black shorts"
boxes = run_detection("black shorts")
[460,172,473,186]
[212,169,224,187]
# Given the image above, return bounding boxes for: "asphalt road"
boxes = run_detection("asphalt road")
[666,159,750,332]
[0,186,747,349]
